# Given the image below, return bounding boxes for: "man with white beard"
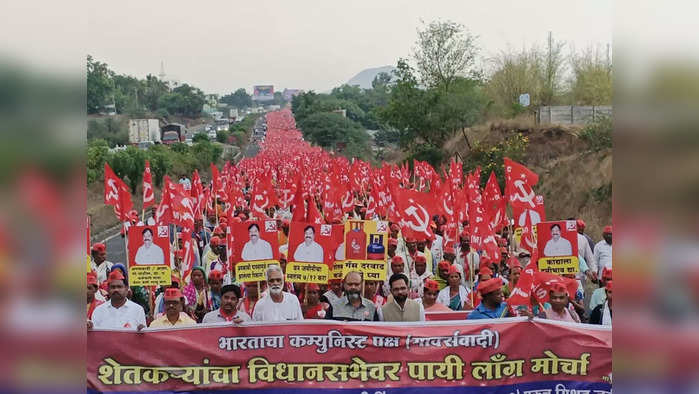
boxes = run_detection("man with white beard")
[252,265,303,322]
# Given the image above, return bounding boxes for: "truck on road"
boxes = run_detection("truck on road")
[128,119,161,145]
[161,123,187,144]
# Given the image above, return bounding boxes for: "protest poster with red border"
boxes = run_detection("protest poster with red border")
[87,319,612,393]
[230,220,280,264]
[536,220,579,274]
[341,220,389,281]
[286,222,339,283]
[127,225,171,286]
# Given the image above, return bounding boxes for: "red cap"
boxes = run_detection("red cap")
[603,225,612,234]
[388,238,398,246]
[438,261,451,271]
[209,270,223,281]
[219,217,228,225]
[282,219,290,226]
[128,209,138,218]
[405,237,416,243]
[209,236,221,246]
[508,257,522,270]
[306,283,320,291]
[415,255,426,263]
[239,213,248,220]
[549,282,568,294]
[392,255,404,264]
[92,243,106,253]
[163,288,183,301]
[444,246,455,254]
[424,279,440,292]
[576,219,586,230]
[279,253,287,261]
[360,207,367,212]
[233,217,242,223]
[602,267,612,280]
[479,266,493,277]
[605,280,612,291]
[87,272,98,286]
[497,237,507,246]
[447,265,461,276]
[108,270,125,283]
[213,226,225,235]
[174,249,184,259]
[500,246,508,254]
[390,223,400,231]
[477,278,503,295]
[171,275,180,285]
[460,229,470,239]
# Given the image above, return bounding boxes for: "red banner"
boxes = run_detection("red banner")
[87,319,611,393]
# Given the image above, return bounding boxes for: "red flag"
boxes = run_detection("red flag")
[180,231,195,285]
[306,195,324,224]
[396,188,435,240]
[483,171,507,232]
[155,176,174,225]
[172,195,195,229]
[142,160,155,209]
[505,261,537,316]
[504,157,539,227]
[520,211,537,255]
[291,176,306,223]
[532,272,579,303]
[104,163,121,206]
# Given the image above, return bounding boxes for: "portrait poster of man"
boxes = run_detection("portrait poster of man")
[230,220,280,263]
[536,220,580,274]
[128,225,171,266]
[287,222,336,266]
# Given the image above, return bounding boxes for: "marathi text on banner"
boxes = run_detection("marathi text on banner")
[285,262,329,284]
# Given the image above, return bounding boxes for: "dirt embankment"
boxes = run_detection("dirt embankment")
[444,117,612,240]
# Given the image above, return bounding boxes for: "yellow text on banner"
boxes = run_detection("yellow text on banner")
[285,262,329,284]
[538,256,579,274]
[235,260,278,282]
[129,265,171,286]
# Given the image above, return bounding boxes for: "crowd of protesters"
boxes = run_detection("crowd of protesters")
[87,208,612,330]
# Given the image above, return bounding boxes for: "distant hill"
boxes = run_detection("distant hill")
[345,65,396,89]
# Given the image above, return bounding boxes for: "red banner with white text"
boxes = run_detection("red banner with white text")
[87,318,611,393]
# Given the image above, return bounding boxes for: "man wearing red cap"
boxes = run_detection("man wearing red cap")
[576,219,595,253]
[387,238,398,259]
[203,236,226,279]
[593,225,613,278]
[409,254,434,299]
[421,279,451,312]
[382,256,407,297]
[589,281,612,326]
[207,270,224,310]
[435,260,451,291]
[87,272,104,320]
[502,258,522,298]
[149,288,196,328]
[153,275,181,318]
[89,243,113,283]
[544,283,581,323]
[467,278,508,320]
[89,270,146,331]
[589,268,612,311]
[573,220,595,282]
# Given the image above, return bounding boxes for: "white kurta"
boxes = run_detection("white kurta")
[252,292,303,322]
[134,244,165,265]
[293,241,324,263]
[241,239,274,261]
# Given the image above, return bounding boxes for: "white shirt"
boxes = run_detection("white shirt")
[241,239,274,261]
[543,237,573,257]
[437,285,471,308]
[577,233,595,272]
[430,235,443,268]
[91,299,146,330]
[293,241,324,263]
[593,240,612,276]
[134,243,165,265]
[252,292,304,322]
[90,259,113,283]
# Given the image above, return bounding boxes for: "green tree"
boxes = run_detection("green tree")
[108,146,146,191]
[569,46,612,105]
[87,139,110,183]
[86,55,115,114]
[216,130,230,143]
[220,88,253,109]
[413,20,480,92]
[158,84,205,117]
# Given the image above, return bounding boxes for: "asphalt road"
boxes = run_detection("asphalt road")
[105,232,128,264]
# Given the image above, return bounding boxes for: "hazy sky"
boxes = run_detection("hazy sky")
[85,0,612,95]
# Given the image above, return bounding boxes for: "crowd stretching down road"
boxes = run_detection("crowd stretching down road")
[88,109,612,331]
